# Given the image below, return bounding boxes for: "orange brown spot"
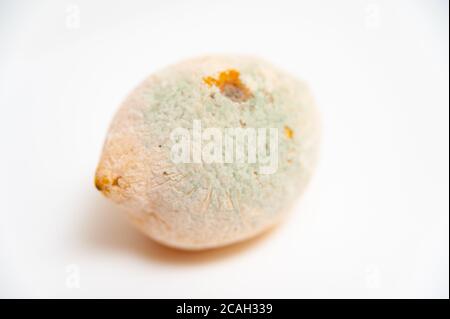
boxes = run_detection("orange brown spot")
[284,126,294,139]
[95,175,110,192]
[112,176,121,186]
[203,69,252,102]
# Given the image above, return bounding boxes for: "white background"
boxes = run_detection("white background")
[0,0,448,298]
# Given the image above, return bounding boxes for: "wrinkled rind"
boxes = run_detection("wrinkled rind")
[95,55,320,250]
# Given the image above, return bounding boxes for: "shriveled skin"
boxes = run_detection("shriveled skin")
[95,55,320,250]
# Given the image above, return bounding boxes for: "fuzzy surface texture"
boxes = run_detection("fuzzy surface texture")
[95,55,320,250]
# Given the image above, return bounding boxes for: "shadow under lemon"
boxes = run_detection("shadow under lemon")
[80,189,280,265]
